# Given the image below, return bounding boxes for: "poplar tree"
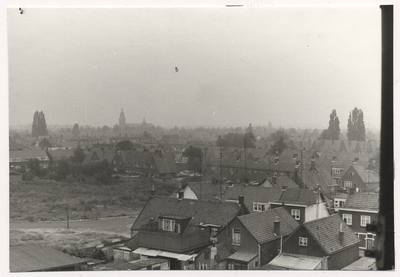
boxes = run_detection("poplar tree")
[347,107,366,141]
[32,111,48,137]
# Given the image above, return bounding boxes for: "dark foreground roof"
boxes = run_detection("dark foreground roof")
[303,214,360,255]
[131,196,247,234]
[237,207,299,244]
[10,244,90,272]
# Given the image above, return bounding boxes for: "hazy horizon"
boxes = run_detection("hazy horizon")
[8,7,382,130]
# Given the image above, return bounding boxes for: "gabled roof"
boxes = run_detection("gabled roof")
[343,193,379,211]
[277,188,321,206]
[303,214,360,255]
[10,244,90,272]
[131,196,247,234]
[237,207,299,244]
[185,182,225,200]
[351,165,380,183]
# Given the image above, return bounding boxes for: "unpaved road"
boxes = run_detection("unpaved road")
[10,216,137,236]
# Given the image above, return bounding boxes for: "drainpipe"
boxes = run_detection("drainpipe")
[258,244,261,268]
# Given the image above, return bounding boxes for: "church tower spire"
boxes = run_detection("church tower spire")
[119,109,126,127]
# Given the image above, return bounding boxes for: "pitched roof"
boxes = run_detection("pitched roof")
[351,165,380,183]
[10,244,89,272]
[237,207,299,244]
[131,196,246,234]
[303,214,360,255]
[185,182,225,200]
[278,188,321,206]
[343,193,379,211]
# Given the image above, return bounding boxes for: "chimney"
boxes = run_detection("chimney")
[178,191,184,200]
[274,216,281,237]
[339,223,344,244]
[150,184,155,196]
[238,195,244,206]
[281,185,287,191]
[272,176,277,185]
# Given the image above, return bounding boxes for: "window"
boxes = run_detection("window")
[343,214,352,225]
[361,215,371,227]
[162,219,175,232]
[255,261,259,268]
[299,237,308,246]
[253,203,267,212]
[291,209,300,220]
[232,228,241,245]
[344,181,353,188]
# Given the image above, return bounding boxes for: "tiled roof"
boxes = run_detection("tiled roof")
[278,188,320,206]
[238,207,299,244]
[185,182,225,200]
[10,244,90,272]
[131,196,246,234]
[352,165,380,183]
[153,154,178,174]
[343,193,379,211]
[303,214,360,255]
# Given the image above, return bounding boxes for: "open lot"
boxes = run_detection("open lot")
[10,178,179,222]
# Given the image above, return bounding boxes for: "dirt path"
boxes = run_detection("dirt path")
[10,216,137,236]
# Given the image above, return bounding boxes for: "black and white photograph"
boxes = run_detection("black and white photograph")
[4,1,395,274]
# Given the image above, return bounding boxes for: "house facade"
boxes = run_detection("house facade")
[337,192,379,250]
[273,214,360,270]
[128,195,249,270]
[216,207,299,269]
[269,188,330,223]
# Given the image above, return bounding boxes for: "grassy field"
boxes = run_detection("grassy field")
[10,178,180,222]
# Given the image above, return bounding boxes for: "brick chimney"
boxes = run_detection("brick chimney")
[339,223,344,244]
[238,195,244,206]
[150,184,155,196]
[274,216,281,237]
[178,191,184,200]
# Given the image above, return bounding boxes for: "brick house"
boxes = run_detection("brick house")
[269,214,360,270]
[337,192,379,251]
[340,165,379,193]
[269,188,330,223]
[216,207,299,269]
[9,149,50,172]
[224,185,283,213]
[128,194,249,270]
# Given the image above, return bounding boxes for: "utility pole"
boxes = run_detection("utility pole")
[219,144,222,201]
[64,204,69,229]
[244,139,247,183]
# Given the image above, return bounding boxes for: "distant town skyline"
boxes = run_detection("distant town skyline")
[8,7,381,130]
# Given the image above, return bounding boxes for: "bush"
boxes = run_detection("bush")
[45,171,64,181]
[22,172,36,181]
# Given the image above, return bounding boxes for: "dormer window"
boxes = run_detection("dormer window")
[295,161,300,169]
[353,158,359,163]
[162,219,175,232]
[293,154,298,159]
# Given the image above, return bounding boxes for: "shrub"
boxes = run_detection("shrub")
[45,171,64,181]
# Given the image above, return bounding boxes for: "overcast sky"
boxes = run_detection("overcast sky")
[8,6,381,129]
